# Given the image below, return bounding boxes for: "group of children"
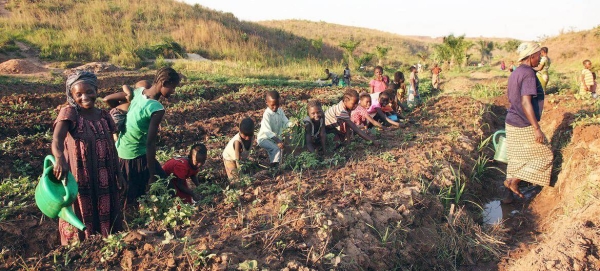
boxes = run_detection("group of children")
[106,66,416,205]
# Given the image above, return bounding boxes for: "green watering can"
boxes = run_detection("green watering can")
[35,155,86,231]
[492,130,508,164]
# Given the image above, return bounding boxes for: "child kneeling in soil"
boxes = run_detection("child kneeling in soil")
[351,92,387,130]
[163,144,207,204]
[103,80,152,140]
[304,100,327,154]
[367,91,402,128]
[257,90,293,168]
[324,89,377,145]
[223,118,254,181]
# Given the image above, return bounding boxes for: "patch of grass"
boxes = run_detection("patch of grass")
[0,176,36,221]
[469,81,504,99]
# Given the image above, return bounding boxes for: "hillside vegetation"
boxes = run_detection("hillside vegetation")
[258,19,430,69]
[0,0,344,67]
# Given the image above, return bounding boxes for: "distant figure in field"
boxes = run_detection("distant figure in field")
[431,63,442,90]
[500,60,506,71]
[343,64,351,87]
[369,66,387,93]
[388,71,409,113]
[319,69,339,87]
[580,60,597,98]
[407,66,420,107]
[503,42,553,203]
[509,61,517,72]
[534,47,551,92]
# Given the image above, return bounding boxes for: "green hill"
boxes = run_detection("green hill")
[258,19,430,68]
[0,0,344,67]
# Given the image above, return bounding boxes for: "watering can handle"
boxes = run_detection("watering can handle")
[43,155,56,171]
[44,155,71,202]
[492,130,506,149]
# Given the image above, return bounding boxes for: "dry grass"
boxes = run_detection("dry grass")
[541,26,600,73]
[0,0,341,66]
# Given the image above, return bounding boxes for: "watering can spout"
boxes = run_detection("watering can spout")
[59,206,86,231]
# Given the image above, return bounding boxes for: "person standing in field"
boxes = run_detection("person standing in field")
[509,61,517,72]
[503,42,553,203]
[407,66,420,107]
[580,60,596,98]
[343,64,351,87]
[431,63,442,90]
[107,67,181,206]
[52,71,123,245]
[534,47,551,92]
[369,66,387,93]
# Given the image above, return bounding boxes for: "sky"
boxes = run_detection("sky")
[183,0,600,41]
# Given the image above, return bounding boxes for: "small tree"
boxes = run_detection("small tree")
[502,39,520,52]
[416,52,429,64]
[311,38,323,54]
[357,52,375,68]
[375,45,390,66]
[477,40,494,63]
[339,39,361,69]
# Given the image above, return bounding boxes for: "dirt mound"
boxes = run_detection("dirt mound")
[63,62,123,76]
[0,59,48,74]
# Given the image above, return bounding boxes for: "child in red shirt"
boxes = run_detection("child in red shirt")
[163,144,207,204]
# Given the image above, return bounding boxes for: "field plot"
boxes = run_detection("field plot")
[1,68,600,270]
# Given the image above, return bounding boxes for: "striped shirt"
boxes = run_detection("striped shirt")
[324,101,350,126]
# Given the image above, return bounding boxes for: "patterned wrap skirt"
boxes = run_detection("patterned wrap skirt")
[506,123,553,186]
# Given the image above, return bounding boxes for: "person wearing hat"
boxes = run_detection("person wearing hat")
[503,42,553,203]
[52,71,124,245]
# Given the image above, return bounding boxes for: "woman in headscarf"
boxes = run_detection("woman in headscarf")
[52,71,123,245]
[503,42,553,203]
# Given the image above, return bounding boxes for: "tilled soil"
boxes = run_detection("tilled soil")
[1,72,597,270]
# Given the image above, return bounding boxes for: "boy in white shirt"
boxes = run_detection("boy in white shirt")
[257,90,293,167]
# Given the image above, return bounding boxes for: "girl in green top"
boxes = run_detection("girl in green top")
[104,67,181,206]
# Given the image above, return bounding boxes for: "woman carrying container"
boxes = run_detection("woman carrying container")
[503,42,553,203]
[52,71,123,245]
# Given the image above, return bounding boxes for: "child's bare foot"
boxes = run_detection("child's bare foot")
[504,179,524,198]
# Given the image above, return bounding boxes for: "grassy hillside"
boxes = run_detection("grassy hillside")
[540,26,600,73]
[258,19,430,69]
[0,0,343,67]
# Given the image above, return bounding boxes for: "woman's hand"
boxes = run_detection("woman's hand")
[53,156,69,181]
[534,127,545,144]
[117,172,127,190]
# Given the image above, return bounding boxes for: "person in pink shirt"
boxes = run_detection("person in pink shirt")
[370,66,387,93]
[367,92,402,127]
[351,92,386,129]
